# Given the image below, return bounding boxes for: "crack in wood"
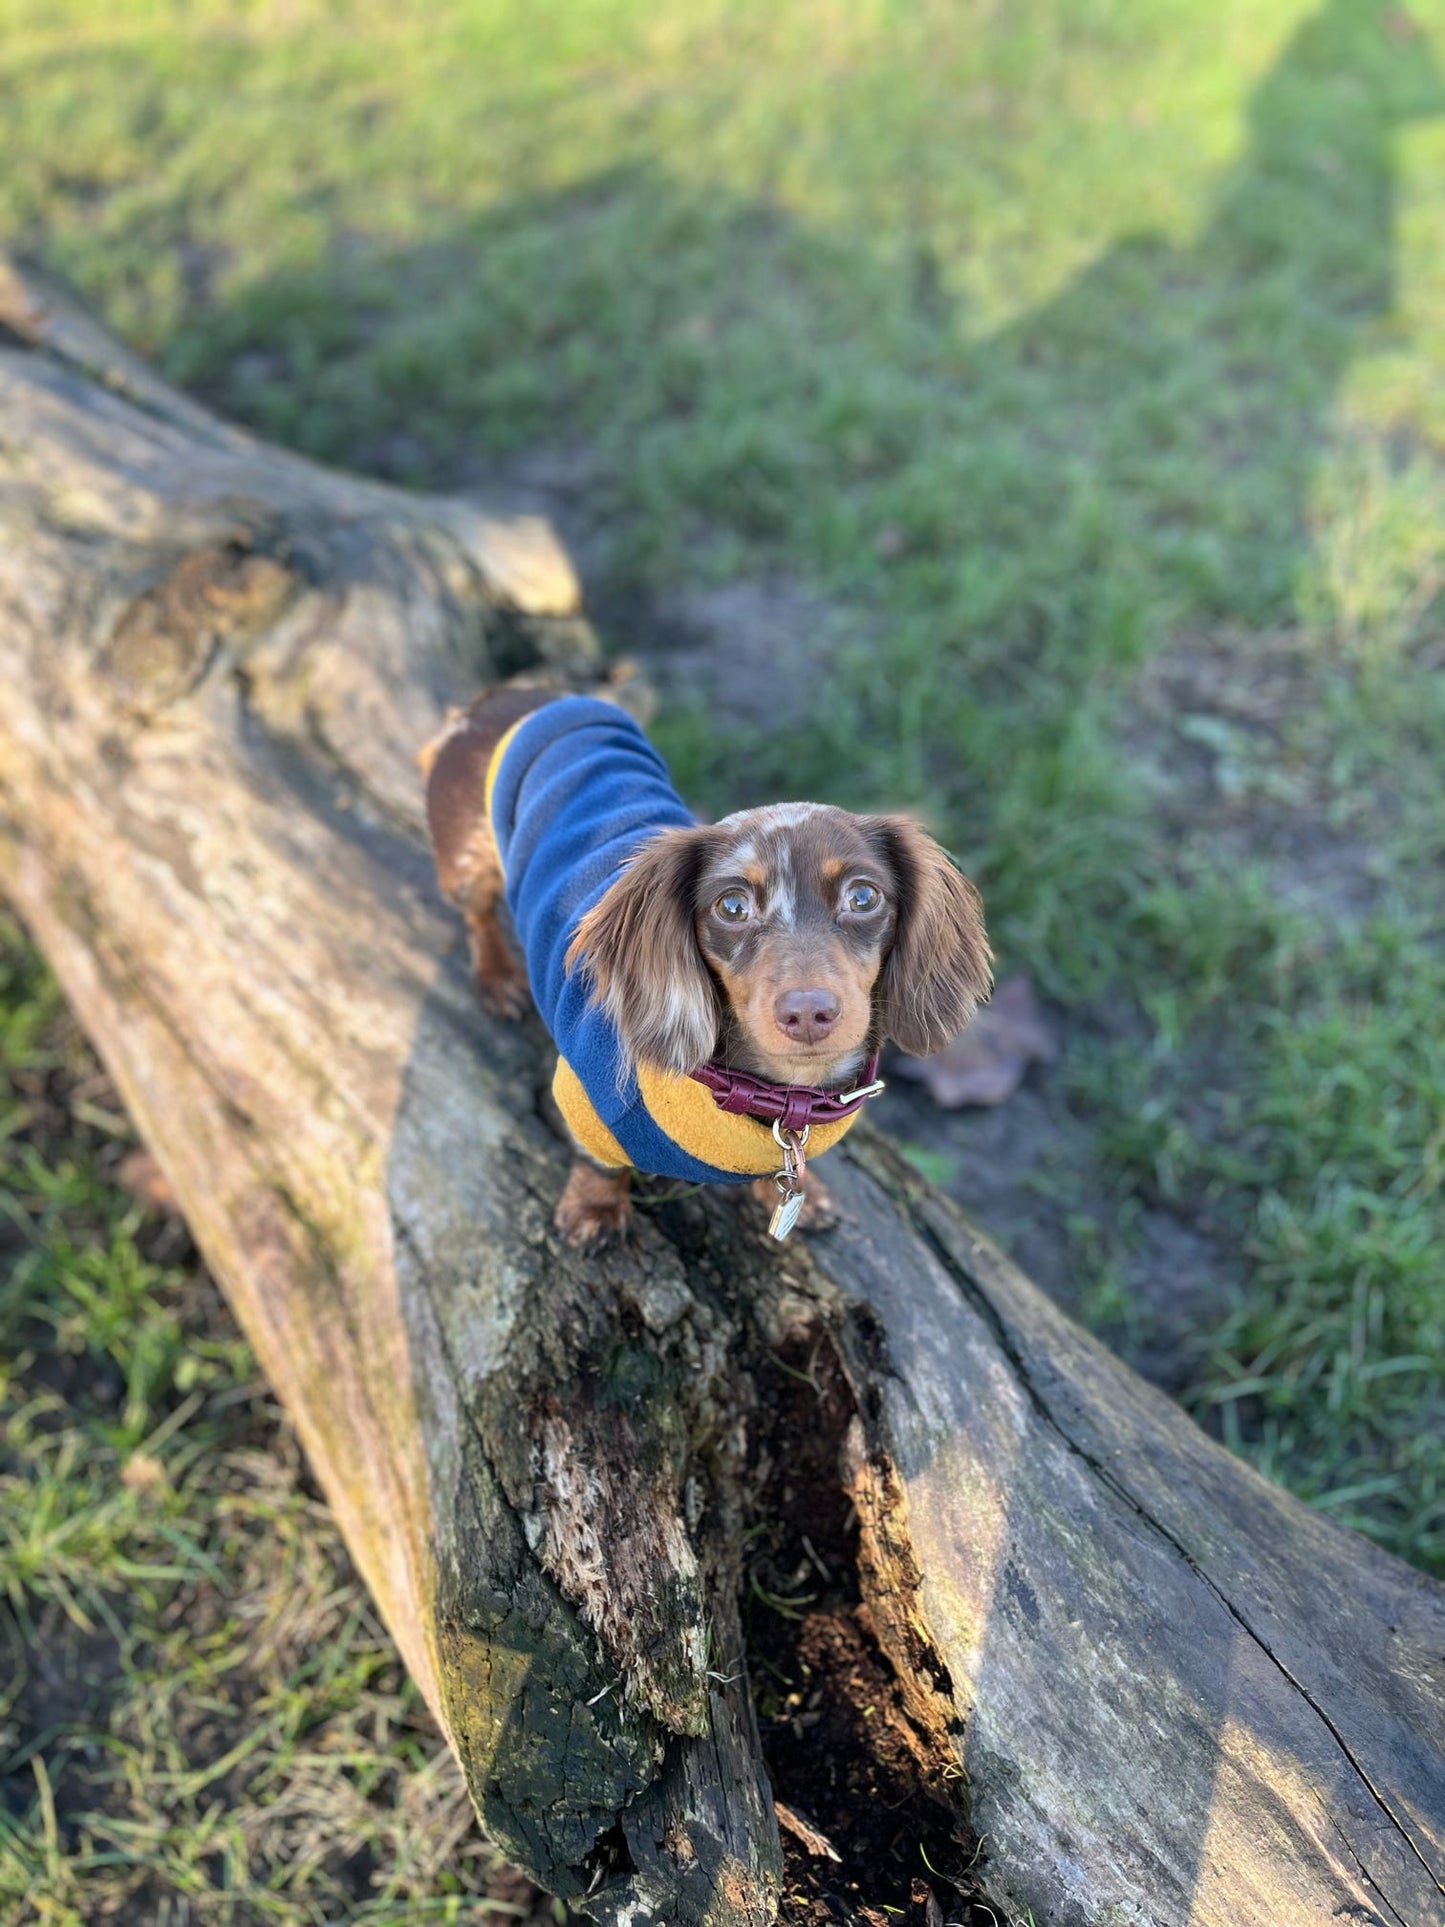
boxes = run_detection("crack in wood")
[904,1184,1445,1914]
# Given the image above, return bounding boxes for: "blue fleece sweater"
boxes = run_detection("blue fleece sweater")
[487,696,861,1183]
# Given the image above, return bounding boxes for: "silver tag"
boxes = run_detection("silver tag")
[768,1190,804,1241]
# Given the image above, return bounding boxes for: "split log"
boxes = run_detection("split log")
[2,255,1443,1927]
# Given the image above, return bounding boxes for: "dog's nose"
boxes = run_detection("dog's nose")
[773,988,841,1045]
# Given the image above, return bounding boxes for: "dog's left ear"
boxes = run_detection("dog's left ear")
[865,816,992,1058]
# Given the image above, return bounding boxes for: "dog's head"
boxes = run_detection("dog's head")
[565,803,991,1087]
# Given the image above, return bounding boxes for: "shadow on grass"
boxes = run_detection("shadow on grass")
[169,0,1440,685]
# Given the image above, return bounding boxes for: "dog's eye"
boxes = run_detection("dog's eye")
[714,890,752,923]
[844,881,882,915]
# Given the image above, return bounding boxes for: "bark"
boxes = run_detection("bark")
[1,256,1442,1927]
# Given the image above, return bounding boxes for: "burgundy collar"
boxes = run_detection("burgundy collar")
[689,1051,885,1135]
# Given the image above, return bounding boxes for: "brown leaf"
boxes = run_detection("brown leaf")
[890,972,1058,1109]
[115,1147,181,1215]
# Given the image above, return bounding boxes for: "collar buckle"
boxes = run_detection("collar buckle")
[834,1077,887,1106]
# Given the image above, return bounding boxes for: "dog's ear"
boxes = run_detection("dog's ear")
[865,816,992,1058]
[566,825,721,1076]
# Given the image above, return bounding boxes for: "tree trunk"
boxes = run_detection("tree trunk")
[2,256,1442,1927]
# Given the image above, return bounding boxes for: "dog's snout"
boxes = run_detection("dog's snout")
[773,987,841,1044]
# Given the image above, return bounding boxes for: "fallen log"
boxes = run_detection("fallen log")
[2,255,1442,1927]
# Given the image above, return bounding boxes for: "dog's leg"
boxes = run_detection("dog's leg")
[556,1160,634,1248]
[458,837,531,1021]
[421,688,551,1019]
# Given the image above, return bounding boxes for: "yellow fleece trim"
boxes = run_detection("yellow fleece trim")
[484,717,528,819]
[553,1058,631,1169]
[636,1064,859,1172]
[552,1055,861,1176]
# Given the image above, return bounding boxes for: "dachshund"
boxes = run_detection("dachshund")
[421,686,990,1247]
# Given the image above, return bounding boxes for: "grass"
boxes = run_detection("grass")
[1,0,1443,1910]
[0,922,556,1921]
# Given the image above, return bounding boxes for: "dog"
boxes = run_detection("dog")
[422,687,990,1247]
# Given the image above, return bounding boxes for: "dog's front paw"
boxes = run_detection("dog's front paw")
[555,1161,634,1248]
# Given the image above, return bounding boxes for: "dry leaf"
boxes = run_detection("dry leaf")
[891,972,1057,1108]
[115,1147,181,1215]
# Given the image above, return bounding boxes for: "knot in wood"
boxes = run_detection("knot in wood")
[104,535,297,711]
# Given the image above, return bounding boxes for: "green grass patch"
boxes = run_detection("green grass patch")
[0,919,551,1920]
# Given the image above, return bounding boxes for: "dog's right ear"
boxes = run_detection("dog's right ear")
[566,826,721,1077]
[865,815,992,1057]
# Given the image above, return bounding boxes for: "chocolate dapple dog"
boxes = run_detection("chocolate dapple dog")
[422,689,990,1245]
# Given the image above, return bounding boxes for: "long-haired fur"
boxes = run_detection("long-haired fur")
[864,815,993,1057]
[565,825,721,1076]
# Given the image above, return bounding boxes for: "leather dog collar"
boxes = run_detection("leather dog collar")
[689,1051,885,1135]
